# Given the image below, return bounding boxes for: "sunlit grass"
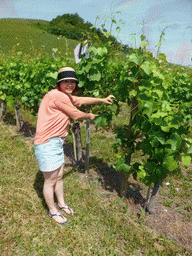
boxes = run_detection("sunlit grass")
[0,119,186,255]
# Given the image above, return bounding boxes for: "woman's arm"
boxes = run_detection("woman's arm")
[81,95,115,105]
[56,100,97,121]
[76,112,97,121]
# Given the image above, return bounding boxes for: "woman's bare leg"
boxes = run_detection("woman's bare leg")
[43,167,67,223]
[55,164,74,214]
[54,164,65,207]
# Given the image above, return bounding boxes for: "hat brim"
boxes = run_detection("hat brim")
[56,77,79,84]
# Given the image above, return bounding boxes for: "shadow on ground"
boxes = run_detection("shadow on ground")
[3,111,36,138]
[82,155,146,209]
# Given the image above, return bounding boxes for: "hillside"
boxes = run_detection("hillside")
[0,18,78,59]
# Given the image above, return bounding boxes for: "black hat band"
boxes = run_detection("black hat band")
[58,71,76,81]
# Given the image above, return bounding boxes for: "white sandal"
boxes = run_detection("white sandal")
[48,211,68,224]
[57,204,74,215]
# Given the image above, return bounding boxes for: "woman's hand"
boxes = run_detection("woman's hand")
[88,113,98,121]
[102,95,116,105]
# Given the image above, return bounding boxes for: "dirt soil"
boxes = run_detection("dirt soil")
[2,120,192,254]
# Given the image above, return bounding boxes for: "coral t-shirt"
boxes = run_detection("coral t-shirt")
[34,89,84,145]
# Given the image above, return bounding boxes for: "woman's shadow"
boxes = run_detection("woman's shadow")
[33,170,47,209]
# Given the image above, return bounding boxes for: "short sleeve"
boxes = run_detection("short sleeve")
[53,92,84,121]
[69,95,83,107]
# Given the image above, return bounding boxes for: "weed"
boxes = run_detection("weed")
[163,200,173,208]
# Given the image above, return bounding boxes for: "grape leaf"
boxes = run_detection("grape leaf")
[141,61,156,75]
[94,115,107,127]
[187,145,192,154]
[163,155,178,172]
[181,155,191,168]
[89,68,101,81]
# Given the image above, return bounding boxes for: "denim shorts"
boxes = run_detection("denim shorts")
[34,137,65,172]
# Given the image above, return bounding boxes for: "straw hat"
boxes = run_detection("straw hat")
[57,67,79,84]
[56,67,79,94]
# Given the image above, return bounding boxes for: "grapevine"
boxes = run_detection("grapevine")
[75,37,192,213]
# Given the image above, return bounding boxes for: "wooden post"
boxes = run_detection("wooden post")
[85,119,90,172]
[120,98,138,197]
[72,131,77,161]
[72,122,82,165]
[146,179,164,214]
[15,103,24,130]
[0,100,6,119]
[144,185,151,211]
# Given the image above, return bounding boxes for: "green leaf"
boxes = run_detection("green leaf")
[163,156,178,172]
[145,160,157,172]
[140,35,146,42]
[142,101,153,117]
[165,133,182,152]
[129,90,137,98]
[84,63,92,72]
[138,80,151,91]
[160,126,171,132]
[137,166,147,179]
[89,46,108,57]
[109,102,119,115]
[97,47,108,56]
[128,53,143,65]
[140,61,156,75]
[94,115,107,127]
[89,68,101,81]
[181,155,191,168]
[6,95,15,107]
[151,111,167,119]
[141,120,151,133]
[102,31,111,38]
[152,89,163,98]
[113,157,131,175]
[0,95,6,100]
[138,140,152,155]
[93,90,100,97]
[21,96,28,102]
[117,163,131,173]
[46,72,57,79]
[187,145,192,154]
[153,71,165,80]
[149,131,166,146]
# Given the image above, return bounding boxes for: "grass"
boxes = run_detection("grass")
[159,170,192,221]
[0,18,77,60]
[0,107,191,255]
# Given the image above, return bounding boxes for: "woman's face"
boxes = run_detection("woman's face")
[59,80,77,94]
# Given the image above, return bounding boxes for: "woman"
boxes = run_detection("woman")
[34,67,115,224]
